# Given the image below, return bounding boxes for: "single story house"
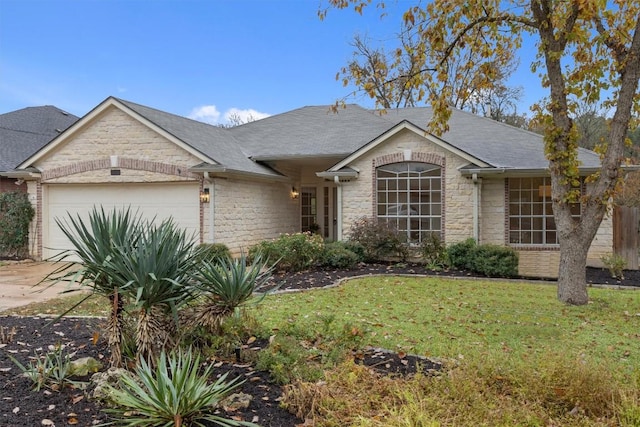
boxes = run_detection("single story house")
[0,106,79,193]
[4,96,613,278]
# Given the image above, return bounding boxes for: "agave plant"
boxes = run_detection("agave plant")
[189,254,274,334]
[104,218,199,363]
[44,206,145,368]
[103,348,256,427]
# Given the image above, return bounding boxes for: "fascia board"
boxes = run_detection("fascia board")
[328,121,491,172]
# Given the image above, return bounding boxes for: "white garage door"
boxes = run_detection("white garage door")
[43,183,200,259]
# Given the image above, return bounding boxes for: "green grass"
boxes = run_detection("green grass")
[6,276,640,425]
[2,292,110,317]
[254,277,640,371]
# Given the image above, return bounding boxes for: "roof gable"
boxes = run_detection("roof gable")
[18,97,282,178]
[380,108,601,170]
[327,120,491,173]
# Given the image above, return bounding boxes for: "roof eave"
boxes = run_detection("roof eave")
[459,165,610,177]
[252,153,350,162]
[189,165,290,182]
[0,168,42,179]
[316,170,359,178]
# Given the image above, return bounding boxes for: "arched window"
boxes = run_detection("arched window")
[376,162,442,243]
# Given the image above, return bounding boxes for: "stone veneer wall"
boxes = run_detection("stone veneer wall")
[478,177,505,245]
[340,129,474,242]
[26,106,206,259]
[209,178,299,255]
[35,107,203,179]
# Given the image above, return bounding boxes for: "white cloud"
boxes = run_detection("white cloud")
[188,105,270,126]
[188,105,222,125]
[223,108,270,124]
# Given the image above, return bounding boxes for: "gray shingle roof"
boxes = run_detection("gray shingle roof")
[0,106,79,171]
[15,98,600,177]
[379,107,601,170]
[229,105,393,159]
[116,98,283,178]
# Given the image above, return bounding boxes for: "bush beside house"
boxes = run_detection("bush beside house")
[0,191,34,258]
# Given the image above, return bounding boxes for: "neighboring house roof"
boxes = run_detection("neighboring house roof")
[0,106,79,171]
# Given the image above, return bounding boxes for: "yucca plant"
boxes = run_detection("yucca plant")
[104,218,199,363]
[102,348,256,427]
[189,254,274,334]
[44,206,145,368]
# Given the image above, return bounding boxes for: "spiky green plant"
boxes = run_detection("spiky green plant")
[104,218,199,363]
[189,254,274,334]
[102,348,256,427]
[44,206,145,368]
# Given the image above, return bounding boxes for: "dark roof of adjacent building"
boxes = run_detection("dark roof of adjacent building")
[0,106,79,171]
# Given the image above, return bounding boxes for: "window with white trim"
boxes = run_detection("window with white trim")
[508,177,581,245]
[376,162,442,243]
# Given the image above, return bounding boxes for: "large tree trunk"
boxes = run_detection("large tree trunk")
[556,232,590,305]
[554,196,606,306]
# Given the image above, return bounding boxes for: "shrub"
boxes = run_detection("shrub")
[320,242,360,269]
[249,232,324,272]
[189,254,273,333]
[470,244,519,278]
[0,191,34,258]
[8,344,84,391]
[195,243,231,264]
[420,232,447,269]
[447,239,518,278]
[103,348,253,427]
[341,241,366,262]
[347,217,408,262]
[600,252,626,280]
[446,238,477,270]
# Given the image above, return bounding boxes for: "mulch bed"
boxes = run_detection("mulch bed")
[1,264,638,426]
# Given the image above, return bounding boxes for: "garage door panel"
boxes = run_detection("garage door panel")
[44,184,200,259]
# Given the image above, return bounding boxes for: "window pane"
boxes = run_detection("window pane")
[531,231,543,244]
[508,177,582,246]
[376,162,442,243]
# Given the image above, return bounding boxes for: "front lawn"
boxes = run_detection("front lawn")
[254,277,640,426]
[5,275,640,426]
[255,277,640,370]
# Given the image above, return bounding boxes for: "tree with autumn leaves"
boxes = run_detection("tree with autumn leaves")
[322,0,640,305]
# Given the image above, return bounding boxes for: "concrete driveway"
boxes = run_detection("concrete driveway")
[0,261,82,312]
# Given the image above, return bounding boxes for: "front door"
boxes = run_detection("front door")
[301,186,337,241]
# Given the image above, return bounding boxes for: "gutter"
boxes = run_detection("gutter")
[472,173,481,242]
[459,166,617,177]
[0,168,42,179]
[316,170,359,179]
[188,165,290,182]
[334,176,343,241]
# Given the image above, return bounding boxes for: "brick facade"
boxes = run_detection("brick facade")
[0,177,27,193]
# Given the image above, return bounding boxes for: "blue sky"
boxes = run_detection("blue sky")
[0,0,543,124]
